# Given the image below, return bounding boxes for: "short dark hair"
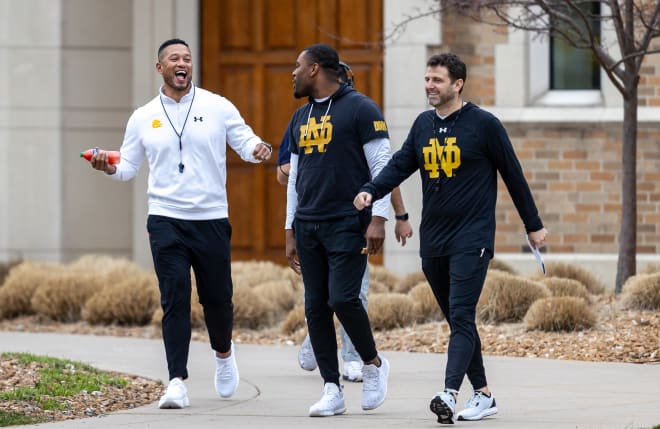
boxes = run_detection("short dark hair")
[427,53,467,92]
[158,38,189,59]
[303,43,341,79]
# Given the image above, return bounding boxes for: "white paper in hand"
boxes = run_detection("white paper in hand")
[526,235,546,276]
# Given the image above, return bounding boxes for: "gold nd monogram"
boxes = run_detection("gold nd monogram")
[423,137,461,178]
[299,116,333,154]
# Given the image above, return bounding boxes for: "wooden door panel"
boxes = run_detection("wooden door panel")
[337,0,369,46]
[264,1,296,48]
[219,0,255,50]
[263,65,301,142]
[202,0,384,265]
[226,164,258,248]
[219,66,256,121]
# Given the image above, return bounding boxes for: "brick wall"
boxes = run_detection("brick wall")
[437,11,660,256]
[496,123,660,254]
[639,38,660,107]
[440,11,505,107]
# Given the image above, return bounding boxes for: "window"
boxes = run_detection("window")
[549,2,601,90]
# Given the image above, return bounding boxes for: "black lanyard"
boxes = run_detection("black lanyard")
[160,86,196,173]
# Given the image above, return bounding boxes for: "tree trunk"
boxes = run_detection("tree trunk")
[615,91,638,294]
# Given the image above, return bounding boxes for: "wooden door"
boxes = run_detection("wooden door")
[201,0,384,265]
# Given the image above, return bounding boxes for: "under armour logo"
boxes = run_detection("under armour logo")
[194,116,203,122]
[438,127,448,133]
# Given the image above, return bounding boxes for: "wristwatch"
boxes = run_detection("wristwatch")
[260,141,273,153]
[395,213,409,221]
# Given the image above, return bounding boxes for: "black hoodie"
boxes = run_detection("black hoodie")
[360,102,543,258]
[288,84,389,221]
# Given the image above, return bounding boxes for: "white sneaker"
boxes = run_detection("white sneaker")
[214,343,239,398]
[430,390,456,424]
[361,355,389,410]
[298,335,318,371]
[158,378,190,409]
[308,382,346,417]
[457,391,498,421]
[342,360,363,382]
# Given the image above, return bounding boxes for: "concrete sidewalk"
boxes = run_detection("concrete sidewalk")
[2,331,658,428]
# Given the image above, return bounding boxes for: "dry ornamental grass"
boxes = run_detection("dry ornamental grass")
[621,273,660,310]
[477,271,550,323]
[524,296,596,332]
[1,258,659,425]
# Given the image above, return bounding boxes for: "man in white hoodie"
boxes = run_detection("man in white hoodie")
[88,38,272,409]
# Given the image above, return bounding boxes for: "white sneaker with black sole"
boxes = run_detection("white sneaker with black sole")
[430,390,456,424]
[158,378,190,409]
[308,382,346,417]
[457,391,498,421]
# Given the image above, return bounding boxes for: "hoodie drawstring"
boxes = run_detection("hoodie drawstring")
[303,99,333,139]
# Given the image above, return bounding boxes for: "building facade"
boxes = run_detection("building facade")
[1,0,659,289]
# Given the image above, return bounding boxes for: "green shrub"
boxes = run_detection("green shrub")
[524,296,596,332]
[541,277,590,301]
[477,271,549,323]
[542,261,605,294]
[83,273,159,325]
[621,273,660,310]
[367,293,415,330]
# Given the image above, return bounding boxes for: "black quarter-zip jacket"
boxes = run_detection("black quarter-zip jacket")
[360,102,543,258]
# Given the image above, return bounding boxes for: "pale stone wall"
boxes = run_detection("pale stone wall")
[1,0,64,262]
[0,0,198,269]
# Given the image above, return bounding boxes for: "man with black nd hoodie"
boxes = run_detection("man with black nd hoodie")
[353,53,549,424]
[284,44,391,417]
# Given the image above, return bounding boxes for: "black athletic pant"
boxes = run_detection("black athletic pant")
[294,214,378,386]
[147,215,234,381]
[422,249,491,391]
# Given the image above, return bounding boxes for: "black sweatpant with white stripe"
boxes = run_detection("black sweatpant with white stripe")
[147,215,234,381]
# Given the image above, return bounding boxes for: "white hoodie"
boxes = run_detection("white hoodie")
[110,85,262,220]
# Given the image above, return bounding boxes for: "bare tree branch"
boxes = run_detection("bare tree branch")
[634,1,660,56]
[391,0,660,290]
[384,7,442,44]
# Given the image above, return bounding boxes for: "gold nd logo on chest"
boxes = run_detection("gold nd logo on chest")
[299,116,332,154]
[423,137,461,178]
